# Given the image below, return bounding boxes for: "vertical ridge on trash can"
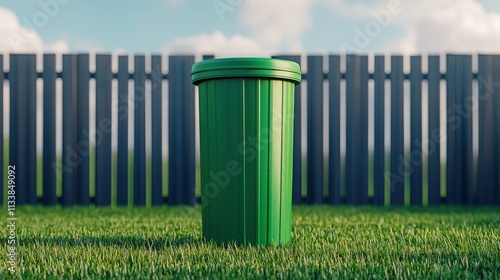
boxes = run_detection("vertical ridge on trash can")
[212,79,221,241]
[269,80,283,244]
[244,79,258,244]
[259,80,270,245]
[241,79,247,245]
[278,81,285,244]
[199,81,209,238]
[272,55,302,205]
[216,79,229,243]
[280,81,293,244]
[207,79,219,241]
[227,78,243,243]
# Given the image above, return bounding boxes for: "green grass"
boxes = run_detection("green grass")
[1,206,499,279]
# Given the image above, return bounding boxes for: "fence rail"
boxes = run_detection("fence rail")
[1,53,499,206]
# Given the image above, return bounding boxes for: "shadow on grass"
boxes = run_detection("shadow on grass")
[15,236,270,249]
[16,235,204,250]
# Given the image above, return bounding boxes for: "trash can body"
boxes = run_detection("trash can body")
[192,58,301,245]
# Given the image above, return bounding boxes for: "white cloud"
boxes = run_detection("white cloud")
[163,0,500,55]
[322,0,375,18]
[324,0,500,53]
[388,0,500,53]
[163,0,314,56]
[0,7,68,53]
[240,0,314,49]
[164,31,269,57]
[45,39,69,53]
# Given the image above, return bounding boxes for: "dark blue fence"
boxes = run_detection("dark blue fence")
[1,53,499,206]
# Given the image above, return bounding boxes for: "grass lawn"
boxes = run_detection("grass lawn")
[1,206,499,279]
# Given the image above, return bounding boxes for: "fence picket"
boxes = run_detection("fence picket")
[427,56,441,205]
[168,56,196,205]
[328,55,341,205]
[345,55,369,205]
[95,54,112,206]
[373,55,385,206]
[42,54,57,205]
[26,55,37,205]
[390,56,405,205]
[151,55,163,205]
[9,55,20,204]
[359,56,369,205]
[477,55,493,205]
[9,54,37,205]
[117,55,129,206]
[461,55,474,205]
[62,55,78,206]
[477,55,500,205]
[306,56,324,204]
[9,55,37,205]
[134,55,147,206]
[168,56,183,205]
[77,54,90,205]
[410,56,423,205]
[446,55,474,205]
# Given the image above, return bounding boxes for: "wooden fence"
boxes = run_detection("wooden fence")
[1,54,499,206]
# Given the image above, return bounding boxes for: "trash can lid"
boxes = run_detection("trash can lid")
[191,57,301,85]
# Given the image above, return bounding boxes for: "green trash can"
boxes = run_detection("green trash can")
[192,57,301,245]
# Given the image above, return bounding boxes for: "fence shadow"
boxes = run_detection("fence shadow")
[17,236,273,249]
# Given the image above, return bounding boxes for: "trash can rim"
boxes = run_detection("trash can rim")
[191,57,301,85]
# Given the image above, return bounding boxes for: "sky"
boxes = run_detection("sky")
[1,0,500,55]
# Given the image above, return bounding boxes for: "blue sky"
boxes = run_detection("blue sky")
[1,0,500,55]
